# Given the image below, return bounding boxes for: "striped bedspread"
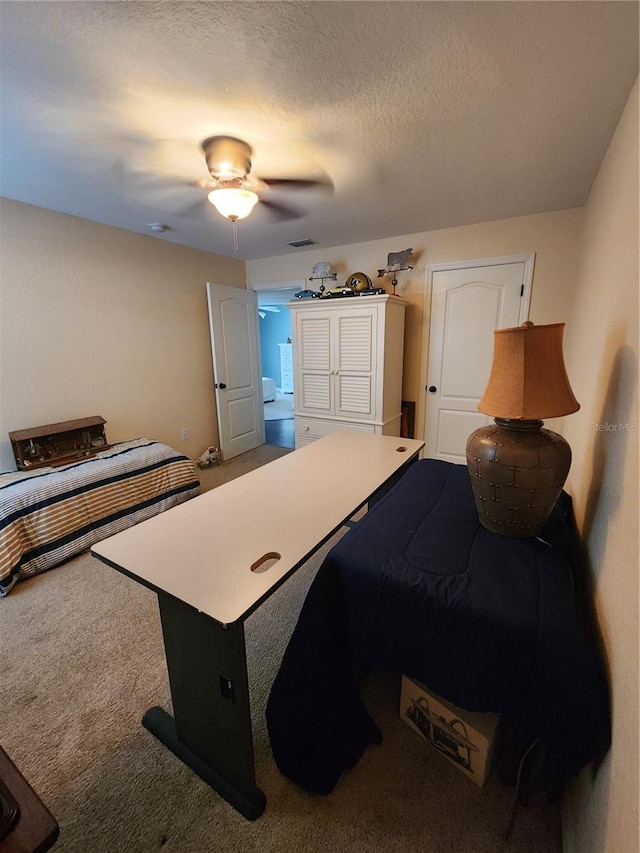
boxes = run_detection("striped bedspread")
[0,438,200,597]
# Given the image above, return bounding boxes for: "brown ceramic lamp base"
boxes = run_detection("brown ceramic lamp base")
[465,418,572,538]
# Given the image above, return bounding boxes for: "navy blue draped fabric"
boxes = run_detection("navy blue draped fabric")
[266,460,610,794]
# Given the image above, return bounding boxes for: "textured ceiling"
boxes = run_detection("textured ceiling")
[1,1,638,261]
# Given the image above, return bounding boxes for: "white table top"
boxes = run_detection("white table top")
[91,432,424,625]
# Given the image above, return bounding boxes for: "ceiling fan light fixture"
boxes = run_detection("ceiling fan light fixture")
[208,188,259,221]
[202,136,252,181]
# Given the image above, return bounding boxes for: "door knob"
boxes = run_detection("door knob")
[428,385,437,393]
[215,382,227,390]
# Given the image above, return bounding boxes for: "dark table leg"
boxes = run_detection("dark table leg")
[142,592,266,820]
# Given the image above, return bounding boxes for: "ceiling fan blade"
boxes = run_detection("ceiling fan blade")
[120,169,210,217]
[173,196,212,219]
[259,197,302,221]
[137,174,190,193]
[260,177,333,192]
[192,177,218,190]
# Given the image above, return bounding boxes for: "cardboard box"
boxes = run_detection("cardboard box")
[399,675,500,787]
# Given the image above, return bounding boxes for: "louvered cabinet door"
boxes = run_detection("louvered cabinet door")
[334,308,376,418]
[295,311,333,414]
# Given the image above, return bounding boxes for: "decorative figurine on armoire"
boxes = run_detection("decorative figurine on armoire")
[377,248,414,295]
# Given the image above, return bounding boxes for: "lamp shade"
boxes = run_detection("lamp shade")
[208,188,259,221]
[478,322,579,420]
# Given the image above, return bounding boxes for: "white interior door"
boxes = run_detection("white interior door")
[206,282,264,461]
[423,258,532,463]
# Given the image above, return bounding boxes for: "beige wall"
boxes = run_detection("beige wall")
[1,196,584,476]
[247,207,584,438]
[0,200,245,471]
[561,80,639,853]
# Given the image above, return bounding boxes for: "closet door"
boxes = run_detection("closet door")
[294,310,333,415]
[333,306,377,419]
[423,260,530,463]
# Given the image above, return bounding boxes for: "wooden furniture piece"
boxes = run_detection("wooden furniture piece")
[288,295,407,447]
[9,417,109,471]
[91,432,424,821]
[0,746,59,853]
[278,343,293,393]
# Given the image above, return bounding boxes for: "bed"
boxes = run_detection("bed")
[0,438,200,597]
[266,459,610,797]
[262,377,277,403]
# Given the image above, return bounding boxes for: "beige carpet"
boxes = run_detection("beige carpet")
[1,444,561,852]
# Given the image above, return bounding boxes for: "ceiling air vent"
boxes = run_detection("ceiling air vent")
[286,238,317,248]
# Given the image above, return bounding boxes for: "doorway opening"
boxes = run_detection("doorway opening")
[256,284,300,449]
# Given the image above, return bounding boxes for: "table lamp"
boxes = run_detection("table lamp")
[466,321,579,538]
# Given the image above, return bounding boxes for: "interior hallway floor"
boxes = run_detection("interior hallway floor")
[265,417,294,449]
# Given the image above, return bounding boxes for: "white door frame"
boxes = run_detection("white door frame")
[250,280,306,297]
[249,281,304,361]
[416,254,534,442]
[250,279,304,398]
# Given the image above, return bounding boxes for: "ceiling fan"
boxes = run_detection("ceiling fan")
[191,135,332,225]
[258,305,281,319]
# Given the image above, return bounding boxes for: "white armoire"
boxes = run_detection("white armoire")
[288,294,407,447]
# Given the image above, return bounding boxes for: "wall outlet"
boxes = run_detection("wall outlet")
[181,428,189,441]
